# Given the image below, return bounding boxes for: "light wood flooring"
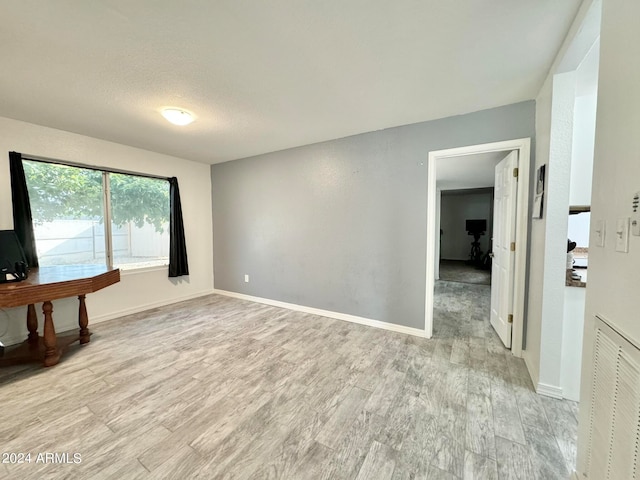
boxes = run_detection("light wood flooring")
[439,261,492,286]
[0,286,578,479]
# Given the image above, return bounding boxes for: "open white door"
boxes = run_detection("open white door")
[490,151,518,348]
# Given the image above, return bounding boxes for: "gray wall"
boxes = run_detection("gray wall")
[211,101,535,329]
[440,190,493,261]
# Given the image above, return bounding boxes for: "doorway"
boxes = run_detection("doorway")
[438,187,494,286]
[424,138,531,357]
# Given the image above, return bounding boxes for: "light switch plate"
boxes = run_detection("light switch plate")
[616,217,630,253]
[594,220,605,247]
[632,191,640,236]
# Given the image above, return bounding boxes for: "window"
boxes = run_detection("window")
[23,160,170,270]
[568,210,590,269]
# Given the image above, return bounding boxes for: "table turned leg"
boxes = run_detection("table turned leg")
[42,301,60,367]
[27,304,39,348]
[78,294,90,345]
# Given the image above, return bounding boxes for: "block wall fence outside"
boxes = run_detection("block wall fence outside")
[32,219,169,265]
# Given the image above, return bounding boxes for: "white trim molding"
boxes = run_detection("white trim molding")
[425,138,531,357]
[91,289,215,324]
[0,332,33,348]
[523,350,540,388]
[0,289,215,348]
[536,382,564,399]
[214,289,428,338]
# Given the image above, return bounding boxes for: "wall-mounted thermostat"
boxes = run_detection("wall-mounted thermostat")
[632,191,640,236]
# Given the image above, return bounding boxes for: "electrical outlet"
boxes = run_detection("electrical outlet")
[615,218,630,253]
[244,274,249,283]
[594,220,605,247]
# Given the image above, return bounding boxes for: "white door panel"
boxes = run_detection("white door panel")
[490,151,518,348]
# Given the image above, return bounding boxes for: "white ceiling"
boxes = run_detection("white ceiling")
[0,1,581,164]
[437,151,509,190]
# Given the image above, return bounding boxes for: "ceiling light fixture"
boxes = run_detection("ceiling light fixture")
[161,108,194,126]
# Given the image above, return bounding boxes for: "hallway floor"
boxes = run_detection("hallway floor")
[434,279,579,478]
[439,260,492,286]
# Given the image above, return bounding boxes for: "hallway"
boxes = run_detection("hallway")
[433,279,579,478]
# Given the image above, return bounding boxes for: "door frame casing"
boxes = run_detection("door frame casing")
[424,138,531,357]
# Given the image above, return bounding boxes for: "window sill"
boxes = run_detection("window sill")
[118,264,169,276]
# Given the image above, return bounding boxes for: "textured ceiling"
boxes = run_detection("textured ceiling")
[0,1,581,164]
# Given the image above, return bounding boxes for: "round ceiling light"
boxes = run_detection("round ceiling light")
[161,108,194,126]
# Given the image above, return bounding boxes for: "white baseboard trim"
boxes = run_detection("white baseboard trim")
[0,289,215,347]
[0,333,29,348]
[213,289,428,338]
[522,351,539,387]
[536,382,564,399]
[90,289,215,324]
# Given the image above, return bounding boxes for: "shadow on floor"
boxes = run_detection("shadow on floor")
[439,259,491,285]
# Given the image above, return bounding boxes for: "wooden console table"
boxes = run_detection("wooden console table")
[0,265,120,367]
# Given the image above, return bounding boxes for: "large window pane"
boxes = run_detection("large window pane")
[23,160,170,270]
[109,173,169,269]
[23,160,106,266]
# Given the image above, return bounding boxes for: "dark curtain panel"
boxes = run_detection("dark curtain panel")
[168,177,189,277]
[9,151,39,267]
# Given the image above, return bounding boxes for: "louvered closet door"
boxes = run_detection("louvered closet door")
[586,316,640,480]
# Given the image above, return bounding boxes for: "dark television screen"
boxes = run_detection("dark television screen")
[0,230,28,281]
[465,219,487,233]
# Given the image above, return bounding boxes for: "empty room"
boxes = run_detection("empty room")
[0,1,638,479]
